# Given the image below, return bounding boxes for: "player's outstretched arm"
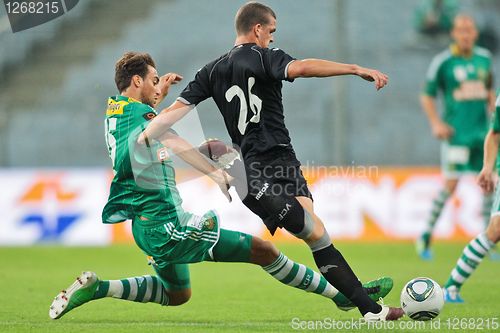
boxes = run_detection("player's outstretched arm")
[159,130,233,202]
[478,129,500,194]
[287,59,388,90]
[139,101,193,144]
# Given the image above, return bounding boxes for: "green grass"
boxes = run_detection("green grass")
[0,242,498,332]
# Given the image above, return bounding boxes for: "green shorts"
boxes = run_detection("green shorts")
[132,209,220,266]
[441,142,483,179]
[132,210,253,291]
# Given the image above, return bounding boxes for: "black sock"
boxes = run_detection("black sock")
[312,244,382,316]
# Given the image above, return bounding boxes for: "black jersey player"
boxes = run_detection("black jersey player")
[141,2,402,321]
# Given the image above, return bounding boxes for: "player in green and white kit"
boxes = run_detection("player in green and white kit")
[417,15,496,260]
[48,52,393,319]
[442,92,500,302]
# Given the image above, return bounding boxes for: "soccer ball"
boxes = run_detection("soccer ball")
[198,138,240,168]
[400,277,444,321]
[198,139,232,161]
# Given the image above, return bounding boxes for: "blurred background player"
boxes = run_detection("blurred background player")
[141,2,403,321]
[49,51,393,319]
[417,14,496,260]
[413,0,458,37]
[443,92,500,302]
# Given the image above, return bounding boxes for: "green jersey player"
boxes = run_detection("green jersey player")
[417,15,496,260]
[48,52,393,320]
[442,92,500,302]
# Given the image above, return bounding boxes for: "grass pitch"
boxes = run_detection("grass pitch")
[0,242,498,333]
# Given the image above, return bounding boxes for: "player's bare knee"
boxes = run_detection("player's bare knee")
[285,204,317,240]
[304,219,327,242]
[262,240,279,261]
[305,226,332,252]
[260,241,279,265]
[168,289,191,306]
[251,237,279,266]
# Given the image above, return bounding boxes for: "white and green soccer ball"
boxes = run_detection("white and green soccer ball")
[400,277,444,321]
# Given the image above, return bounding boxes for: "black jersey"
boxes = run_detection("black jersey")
[178,43,296,161]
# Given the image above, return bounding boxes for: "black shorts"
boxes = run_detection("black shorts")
[231,146,312,224]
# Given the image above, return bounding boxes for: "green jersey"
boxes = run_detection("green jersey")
[424,44,493,146]
[102,95,182,224]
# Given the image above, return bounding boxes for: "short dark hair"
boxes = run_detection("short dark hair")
[114,52,156,93]
[235,2,276,35]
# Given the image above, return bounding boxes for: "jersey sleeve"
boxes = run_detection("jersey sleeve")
[477,47,494,90]
[423,54,445,97]
[178,66,211,105]
[492,95,500,133]
[262,47,296,82]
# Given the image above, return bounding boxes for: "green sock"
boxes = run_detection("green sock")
[263,253,340,300]
[93,276,169,305]
[422,189,451,248]
[445,233,493,289]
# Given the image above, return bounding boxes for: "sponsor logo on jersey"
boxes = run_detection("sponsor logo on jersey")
[453,66,467,82]
[142,112,156,121]
[157,147,170,162]
[106,100,127,116]
[453,80,488,101]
